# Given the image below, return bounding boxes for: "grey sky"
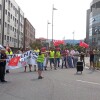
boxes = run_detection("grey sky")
[16,0,92,40]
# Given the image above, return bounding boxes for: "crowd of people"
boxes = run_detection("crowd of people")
[0,46,100,82]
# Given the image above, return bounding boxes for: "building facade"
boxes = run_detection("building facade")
[86,0,100,49]
[0,0,24,49]
[24,18,35,49]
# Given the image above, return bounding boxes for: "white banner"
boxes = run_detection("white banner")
[6,50,38,69]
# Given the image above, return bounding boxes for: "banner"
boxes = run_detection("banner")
[6,50,38,69]
[53,40,64,46]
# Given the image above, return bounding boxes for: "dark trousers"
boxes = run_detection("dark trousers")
[80,57,85,66]
[0,65,6,81]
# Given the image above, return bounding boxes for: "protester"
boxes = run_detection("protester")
[24,47,32,72]
[67,49,74,68]
[44,49,50,70]
[55,48,61,69]
[73,49,79,67]
[61,48,68,68]
[80,51,85,66]
[37,50,44,79]
[89,49,95,69]
[34,47,40,71]
[0,49,7,82]
[49,48,56,70]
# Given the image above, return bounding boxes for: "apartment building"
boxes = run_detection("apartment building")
[24,18,35,49]
[0,0,24,49]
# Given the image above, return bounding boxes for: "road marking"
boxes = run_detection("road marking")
[76,80,100,86]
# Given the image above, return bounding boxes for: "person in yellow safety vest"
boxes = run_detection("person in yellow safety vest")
[37,51,44,79]
[6,48,13,73]
[55,48,61,68]
[49,48,56,70]
[6,49,13,55]
[34,47,40,71]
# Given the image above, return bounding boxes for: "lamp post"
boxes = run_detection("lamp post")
[47,21,51,41]
[52,4,57,45]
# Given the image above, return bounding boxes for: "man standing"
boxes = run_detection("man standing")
[0,49,7,82]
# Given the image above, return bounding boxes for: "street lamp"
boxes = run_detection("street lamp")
[47,21,51,41]
[52,4,57,45]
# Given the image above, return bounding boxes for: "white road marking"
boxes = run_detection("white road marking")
[76,80,100,86]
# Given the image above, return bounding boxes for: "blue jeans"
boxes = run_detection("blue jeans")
[55,58,60,67]
[67,56,73,68]
[37,62,43,70]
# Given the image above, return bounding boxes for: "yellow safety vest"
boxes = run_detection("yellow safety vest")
[34,49,40,53]
[55,51,61,58]
[50,51,55,58]
[6,51,13,55]
[37,54,44,63]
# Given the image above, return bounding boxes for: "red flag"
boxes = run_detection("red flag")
[8,56,20,66]
[79,41,89,48]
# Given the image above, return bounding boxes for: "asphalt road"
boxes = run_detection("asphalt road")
[0,66,100,100]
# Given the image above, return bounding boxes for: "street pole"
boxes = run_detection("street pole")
[1,0,5,46]
[52,5,54,45]
[52,4,57,46]
[47,21,51,41]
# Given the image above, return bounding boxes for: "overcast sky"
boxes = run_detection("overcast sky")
[16,0,92,40]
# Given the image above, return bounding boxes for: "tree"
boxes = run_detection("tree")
[30,41,42,50]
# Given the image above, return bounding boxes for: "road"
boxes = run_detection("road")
[0,66,100,100]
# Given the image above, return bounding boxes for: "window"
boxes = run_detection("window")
[8,24,9,29]
[8,0,10,5]
[10,26,12,30]
[11,3,12,8]
[7,36,9,41]
[8,0,10,10]
[15,28,16,33]
[17,20,18,24]
[11,14,12,19]
[8,12,10,17]
[13,27,14,31]
[0,4,2,10]
[13,16,14,21]
[4,35,6,40]
[10,37,11,41]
